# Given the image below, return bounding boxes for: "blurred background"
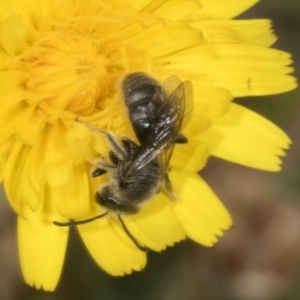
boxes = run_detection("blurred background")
[0,0,299,299]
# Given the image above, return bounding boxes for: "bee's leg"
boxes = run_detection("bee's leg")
[175,133,188,144]
[103,132,128,161]
[109,150,119,165]
[95,189,148,252]
[121,137,139,157]
[164,174,178,200]
[117,215,148,252]
[76,118,128,160]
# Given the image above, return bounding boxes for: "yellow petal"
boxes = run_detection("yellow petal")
[142,0,257,20]
[156,45,297,96]
[77,216,147,276]
[142,0,203,21]
[14,106,46,145]
[43,123,73,188]
[0,71,27,106]
[194,0,258,19]
[66,123,97,164]
[4,142,41,215]
[0,50,10,69]
[52,163,92,219]
[130,0,151,12]
[0,154,4,182]
[118,19,203,59]
[19,123,73,197]
[44,122,72,166]
[183,115,211,138]
[92,131,111,158]
[0,106,20,143]
[125,194,185,251]
[198,103,291,171]
[25,138,47,194]
[18,197,69,291]
[190,80,232,118]
[169,169,232,246]
[46,159,74,189]
[95,0,147,17]
[171,138,209,172]
[189,19,276,47]
[175,81,232,138]
[1,15,26,55]
[0,133,16,157]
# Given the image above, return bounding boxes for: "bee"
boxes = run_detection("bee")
[54,72,193,251]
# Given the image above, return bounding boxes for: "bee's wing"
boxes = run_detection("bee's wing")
[179,80,193,130]
[163,75,182,96]
[126,79,192,176]
[157,79,193,177]
[162,76,194,130]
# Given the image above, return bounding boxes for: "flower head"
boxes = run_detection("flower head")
[0,0,297,291]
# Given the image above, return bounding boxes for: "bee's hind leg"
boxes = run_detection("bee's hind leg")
[164,174,178,200]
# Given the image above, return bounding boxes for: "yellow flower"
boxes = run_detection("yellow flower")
[0,0,297,291]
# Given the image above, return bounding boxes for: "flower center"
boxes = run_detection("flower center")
[15,18,154,133]
[24,35,117,118]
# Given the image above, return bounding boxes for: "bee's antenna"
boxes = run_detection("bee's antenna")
[54,213,148,252]
[53,212,109,227]
[75,117,106,135]
[117,215,148,253]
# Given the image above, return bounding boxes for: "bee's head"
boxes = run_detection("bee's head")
[95,186,139,214]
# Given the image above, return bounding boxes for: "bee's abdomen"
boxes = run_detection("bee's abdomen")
[122,73,163,142]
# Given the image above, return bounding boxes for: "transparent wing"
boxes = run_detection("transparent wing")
[180,80,193,130]
[163,75,182,96]
[162,76,194,130]
[125,78,192,176]
[157,80,193,178]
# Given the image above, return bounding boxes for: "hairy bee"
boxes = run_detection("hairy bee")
[92,72,193,213]
[54,72,193,251]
